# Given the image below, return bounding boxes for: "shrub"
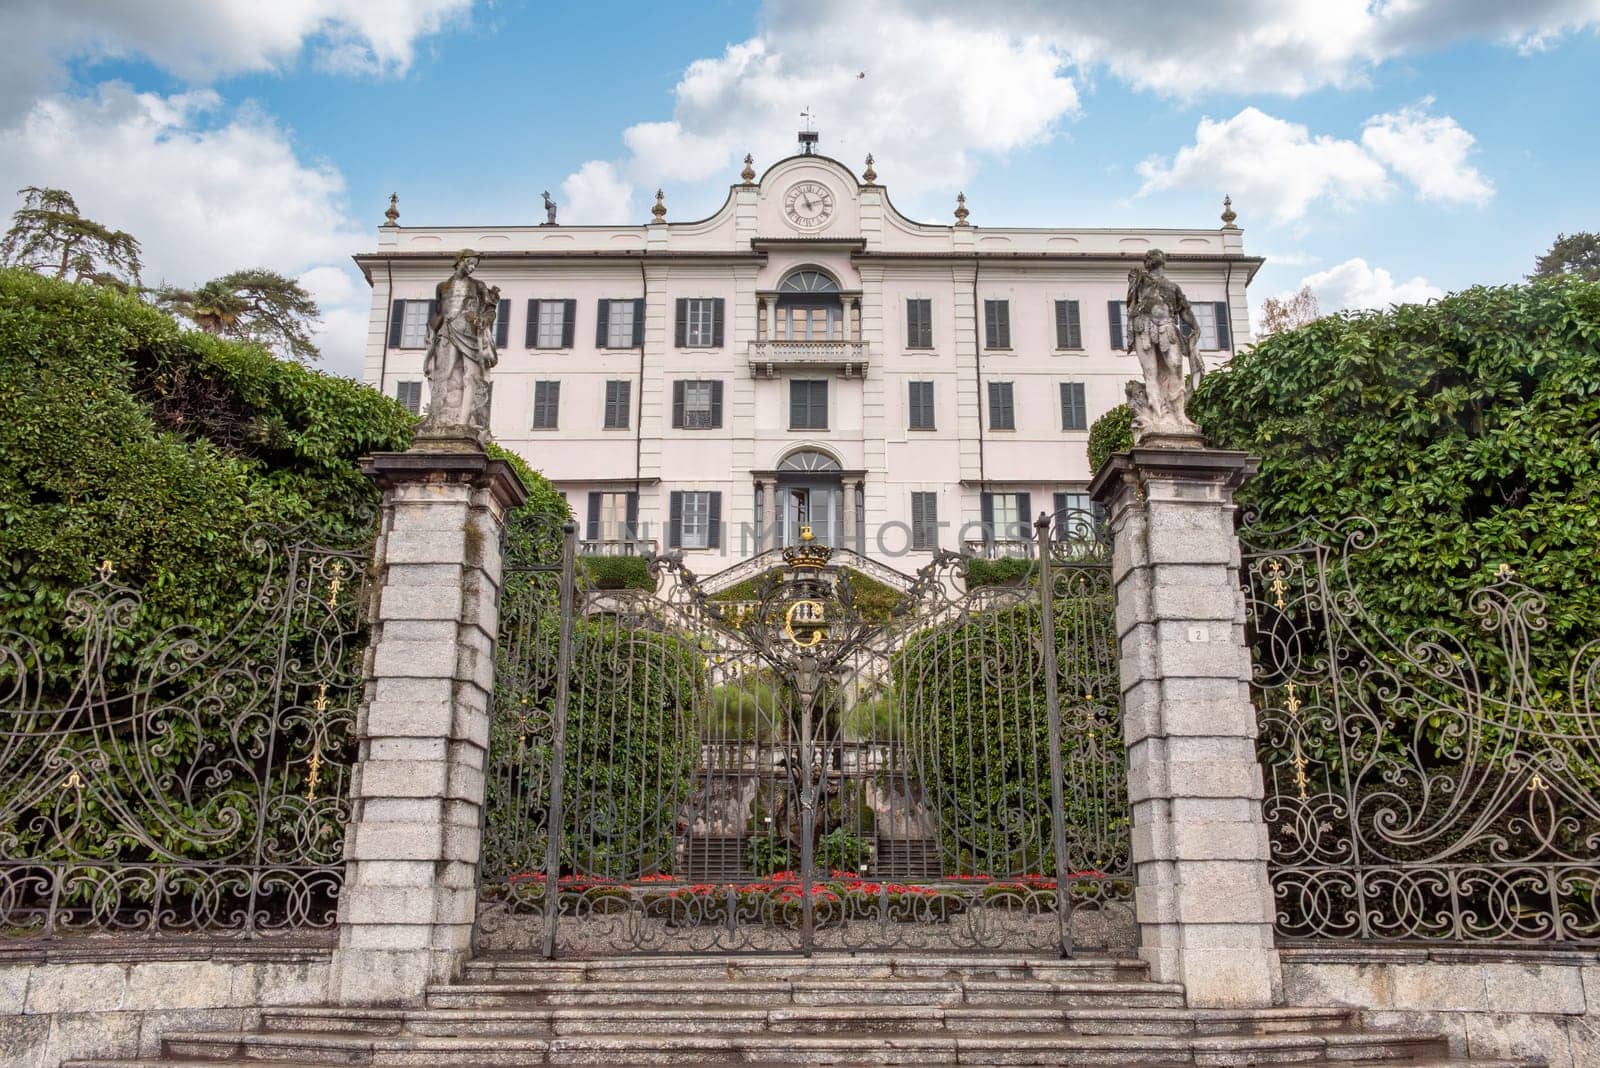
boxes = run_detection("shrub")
[705,670,783,741]
[1087,402,1134,472]
[841,685,904,742]
[816,828,868,873]
[579,554,654,590]
[964,557,1034,588]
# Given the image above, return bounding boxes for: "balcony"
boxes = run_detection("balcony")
[962,538,1036,560]
[747,339,869,378]
[579,538,657,557]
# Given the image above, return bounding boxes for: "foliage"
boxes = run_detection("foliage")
[1257,285,1322,337]
[816,828,868,873]
[746,834,791,877]
[842,685,904,742]
[1531,231,1600,283]
[837,569,903,621]
[1191,277,1600,715]
[1,187,142,291]
[156,269,323,363]
[1087,403,1134,473]
[964,557,1034,589]
[580,554,654,591]
[704,670,782,741]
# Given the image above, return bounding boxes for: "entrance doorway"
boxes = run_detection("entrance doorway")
[775,449,844,547]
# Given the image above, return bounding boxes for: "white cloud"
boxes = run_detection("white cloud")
[1137,108,1392,225]
[559,4,1080,221]
[1138,101,1495,224]
[0,0,472,120]
[1299,257,1444,311]
[560,161,635,225]
[0,84,372,375]
[1361,99,1494,206]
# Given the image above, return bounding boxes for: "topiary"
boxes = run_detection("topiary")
[1087,402,1134,473]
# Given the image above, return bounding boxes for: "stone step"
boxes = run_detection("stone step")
[261,1003,1358,1039]
[463,952,1148,985]
[155,1027,1456,1065]
[427,977,1190,1009]
[65,1060,1532,1068]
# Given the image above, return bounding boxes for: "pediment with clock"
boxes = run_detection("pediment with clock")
[754,152,861,240]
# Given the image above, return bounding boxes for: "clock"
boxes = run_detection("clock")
[783,181,835,231]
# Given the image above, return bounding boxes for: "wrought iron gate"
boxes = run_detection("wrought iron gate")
[476,510,1132,956]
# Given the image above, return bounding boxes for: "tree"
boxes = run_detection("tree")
[1530,231,1600,282]
[157,269,323,363]
[1256,285,1321,337]
[0,186,142,291]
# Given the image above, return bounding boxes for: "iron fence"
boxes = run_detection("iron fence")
[0,524,373,941]
[1242,516,1600,944]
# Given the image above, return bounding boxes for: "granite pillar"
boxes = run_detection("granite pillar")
[1089,447,1281,1008]
[329,443,527,1005]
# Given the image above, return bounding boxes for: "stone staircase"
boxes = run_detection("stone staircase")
[68,953,1530,1066]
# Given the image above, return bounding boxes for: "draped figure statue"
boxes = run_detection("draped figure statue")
[421,250,499,438]
[1123,248,1205,445]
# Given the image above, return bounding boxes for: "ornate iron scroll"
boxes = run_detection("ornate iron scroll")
[0,524,373,941]
[1243,516,1600,944]
[477,510,1133,957]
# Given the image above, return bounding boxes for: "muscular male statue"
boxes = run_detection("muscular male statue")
[1124,248,1205,444]
[421,250,499,437]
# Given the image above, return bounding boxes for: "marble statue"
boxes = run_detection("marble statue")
[541,190,557,225]
[1123,248,1205,445]
[420,250,499,439]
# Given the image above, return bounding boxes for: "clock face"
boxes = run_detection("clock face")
[783,181,835,231]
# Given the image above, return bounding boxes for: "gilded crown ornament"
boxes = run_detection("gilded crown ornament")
[651,189,667,222]
[782,525,833,569]
[1221,194,1238,229]
[383,193,399,226]
[741,154,756,184]
[863,154,877,184]
[954,192,970,225]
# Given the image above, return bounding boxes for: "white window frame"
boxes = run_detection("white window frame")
[535,301,566,348]
[605,300,636,348]
[679,491,712,550]
[597,491,632,541]
[991,493,1022,536]
[1192,302,1221,350]
[686,299,716,347]
[682,381,716,428]
[399,301,430,348]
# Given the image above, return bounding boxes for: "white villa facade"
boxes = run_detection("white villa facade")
[356,135,1261,574]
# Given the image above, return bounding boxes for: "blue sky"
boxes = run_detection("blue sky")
[1,1,1596,375]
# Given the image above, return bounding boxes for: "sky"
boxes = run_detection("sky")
[0,0,1595,378]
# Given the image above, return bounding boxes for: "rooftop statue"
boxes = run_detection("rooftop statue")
[541,190,557,225]
[420,250,499,440]
[1123,248,1206,446]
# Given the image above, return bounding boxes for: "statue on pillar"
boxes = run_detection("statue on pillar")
[420,250,499,440]
[541,190,557,225]
[1123,249,1206,445]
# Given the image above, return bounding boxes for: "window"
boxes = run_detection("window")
[907,381,935,430]
[527,299,575,349]
[394,300,431,348]
[494,299,510,348]
[1053,491,1104,541]
[586,491,637,543]
[910,492,939,550]
[779,304,841,340]
[790,379,829,430]
[1108,301,1130,350]
[983,299,1011,348]
[669,490,722,550]
[981,491,1032,542]
[603,380,631,429]
[531,381,560,429]
[987,381,1015,430]
[599,299,639,348]
[1191,301,1232,350]
[906,298,933,348]
[1060,381,1088,431]
[395,380,422,415]
[677,298,724,348]
[673,380,723,429]
[1054,300,1082,349]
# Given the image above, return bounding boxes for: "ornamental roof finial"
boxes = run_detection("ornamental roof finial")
[863,154,877,184]
[1221,194,1238,229]
[954,191,970,226]
[651,189,667,223]
[741,154,756,184]
[383,192,399,227]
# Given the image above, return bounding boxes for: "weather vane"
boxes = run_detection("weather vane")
[800,107,813,132]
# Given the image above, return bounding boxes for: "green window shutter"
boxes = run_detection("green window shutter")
[586,492,601,541]
[625,492,639,538]
[595,299,610,348]
[668,491,684,549]
[525,299,539,347]
[710,380,724,427]
[632,298,645,346]
[707,491,722,549]
[1060,382,1087,431]
[1017,493,1033,540]
[980,493,994,542]
[711,298,725,348]
[494,299,510,348]
[988,382,1014,430]
[674,299,688,348]
[1214,301,1231,349]
[1066,300,1082,348]
[561,299,576,348]
[388,300,405,347]
[1108,301,1125,350]
[671,381,686,429]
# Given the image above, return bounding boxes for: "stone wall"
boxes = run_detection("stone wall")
[0,942,329,1068]
[1283,945,1600,1067]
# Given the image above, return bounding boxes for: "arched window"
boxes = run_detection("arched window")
[778,269,840,294]
[778,449,842,473]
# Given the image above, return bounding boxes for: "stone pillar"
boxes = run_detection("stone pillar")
[839,481,855,552]
[329,444,528,1005]
[1088,447,1281,1008]
[762,481,777,551]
